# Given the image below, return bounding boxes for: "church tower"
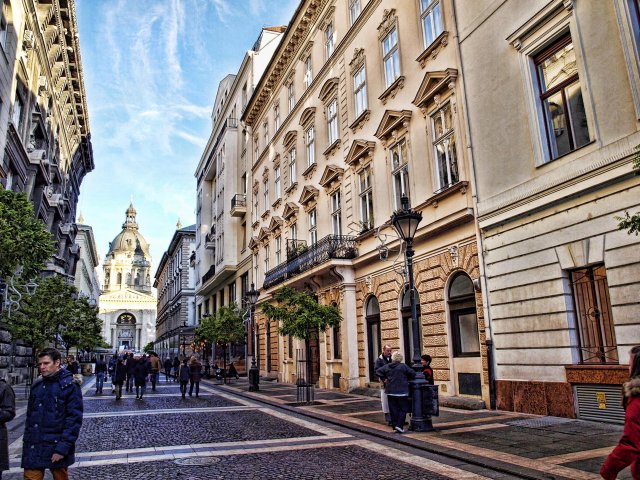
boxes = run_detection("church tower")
[98,204,156,351]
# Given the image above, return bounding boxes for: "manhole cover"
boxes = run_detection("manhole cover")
[507,417,574,428]
[174,457,220,466]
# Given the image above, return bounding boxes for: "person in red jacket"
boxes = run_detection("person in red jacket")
[601,346,640,480]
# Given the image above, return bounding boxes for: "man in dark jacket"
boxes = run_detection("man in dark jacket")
[0,377,16,478]
[376,351,416,434]
[22,348,83,480]
[374,344,392,424]
[94,358,107,394]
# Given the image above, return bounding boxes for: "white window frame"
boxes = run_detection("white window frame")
[382,27,400,88]
[289,147,297,185]
[254,253,259,286]
[325,21,335,59]
[349,0,361,25]
[390,139,410,209]
[431,102,459,191]
[263,121,269,146]
[253,191,259,223]
[274,165,281,199]
[420,0,444,48]
[353,65,368,117]
[0,8,7,52]
[304,55,313,89]
[358,166,374,229]
[305,126,315,167]
[274,104,281,131]
[291,222,297,241]
[331,190,342,236]
[308,209,318,245]
[288,82,295,113]
[264,245,270,274]
[327,100,338,144]
[275,235,282,265]
[263,178,269,213]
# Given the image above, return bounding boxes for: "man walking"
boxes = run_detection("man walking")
[149,353,161,391]
[374,344,392,425]
[22,348,83,480]
[163,357,173,383]
[0,376,16,479]
[94,357,107,394]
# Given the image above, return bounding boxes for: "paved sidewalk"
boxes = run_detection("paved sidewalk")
[211,377,631,480]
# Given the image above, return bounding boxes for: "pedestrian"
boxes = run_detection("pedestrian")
[21,348,83,480]
[173,356,180,383]
[65,356,79,375]
[163,357,173,383]
[107,354,116,380]
[112,356,127,400]
[374,344,393,425]
[134,355,150,399]
[125,352,135,393]
[421,354,434,385]
[189,356,202,398]
[149,353,161,391]
[178,359,190,399]
[376,351,416,434]
[204,359,211,378]
[228,362,239,380]
[601,345,640,480]
[94,357,107,394]
[0,376,16,479]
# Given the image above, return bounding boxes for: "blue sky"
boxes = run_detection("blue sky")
[75,0,298,274]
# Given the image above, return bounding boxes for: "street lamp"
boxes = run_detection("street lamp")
[390,194,434,432]
[180,320,187,358]
[244,283,260,392]
[0,276,38,317]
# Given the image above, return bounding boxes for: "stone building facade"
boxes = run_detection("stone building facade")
[243,0,488,404]
[154,224,196,361]
[73,217,100,305]
[98,204,156,351]
[455,0,640,421]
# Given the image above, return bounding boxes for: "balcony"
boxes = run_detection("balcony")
[201,265,216,285]
[205,227,215,250]
[263,235,358,289]
[230,193,246,217]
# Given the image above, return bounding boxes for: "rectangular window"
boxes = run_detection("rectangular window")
[264,245,270,274]
[12,95,23,132]
[353,65,367,117]
[390,139,410,208]
[241,83,248,109]
[275,235,282,265]
[305,127,315,167]
[290,222,297,240]
[254,136,259,162]
[308,209,317,244]
[382,28,400,87]
[254,253,259,286]
[289,148,297,185]
[304,55,313,89]
[253,191,259,223]
[288,82,295,113]
[358,166,374,230]
[333,323,342,359]
[534,34,590,160]
[274,105,281,131]
[241,222,246,250]
[228,282,237,305]
[325,22,335,59]
[331,190,342,235]
[349,0,361,25]
[327,99,338,144]
[263,121,269,146]
[432,102,458,190]
[420,0,443,48]
[274,166,281,199]
[571,265,618,364]
[263,179,269,212]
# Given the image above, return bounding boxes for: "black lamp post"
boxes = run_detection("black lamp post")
[245,284,260,391]
[180,320,187,358]
[390,194,433,432]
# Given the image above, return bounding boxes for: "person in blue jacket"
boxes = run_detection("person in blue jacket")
[376,351,416,434]
[22,347,83,480]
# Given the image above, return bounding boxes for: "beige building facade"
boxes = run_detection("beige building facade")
[243,0,488,404]
[73,218,100,305]
[456,0,640,420]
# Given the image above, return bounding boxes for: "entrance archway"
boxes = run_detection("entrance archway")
[401,286,422,365]
[365,296,381,381]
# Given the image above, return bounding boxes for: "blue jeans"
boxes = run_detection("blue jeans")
[96,372,105,391]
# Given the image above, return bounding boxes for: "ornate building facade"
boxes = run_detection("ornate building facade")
[99,204,156,351]
[73,215,100,305]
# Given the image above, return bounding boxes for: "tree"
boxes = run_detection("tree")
[143,342,155,354]
[59,297,108,355]
[0,189,55,281]
[616,145,640,235]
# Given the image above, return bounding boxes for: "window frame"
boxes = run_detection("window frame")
[274,104,281,131]
[358,166,374,230]
[274,165,281,199]
[305,126,315,167]
[304,55,313,89]
[353,64,368,118]
[327,99,339,145]
[390,139,410,209]
[263,177,269,213]
[308,209,317,245]
[325,21,335,59]
[288,147,297,185]
[275,235,282,265]
[382,27,401,88]
[349,0,361,25]
[331,190,342,236]
[420,0,444,49]
[431,102,459,191]
[287,82,296,113]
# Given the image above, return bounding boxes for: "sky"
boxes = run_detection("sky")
[75,0,298,275]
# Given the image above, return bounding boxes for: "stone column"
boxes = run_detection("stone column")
[335,266,358,390]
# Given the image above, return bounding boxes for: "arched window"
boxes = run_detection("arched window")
[448,273,480,357]
[401,286,422,365]
[365,296,381,381]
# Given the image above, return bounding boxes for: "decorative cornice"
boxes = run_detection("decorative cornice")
[416,31,449,68]
[300,106,316,127]
[378,76,405,105]
[413,68,458,109]
[349,47,366,72]
[319,77,339,103]
[345,139,376,166]
[374,110,412,141]
[319,164,344,189]
[377,8,397,40]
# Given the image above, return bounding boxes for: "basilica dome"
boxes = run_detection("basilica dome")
[106,203,151,258]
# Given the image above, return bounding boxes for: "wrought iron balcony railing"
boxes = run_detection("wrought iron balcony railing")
[231,193,246,209]
[201,265,216,285]
[263,235,357,289]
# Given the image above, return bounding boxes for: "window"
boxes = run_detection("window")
[263,121,269,146]
[263,178,269,213]
[353,65,367,117]
[332,303,342,359]
[308,209,317,244]
[534,34,590,160]
[228,282,237,304]
[432,102,458,190]
[288,147,297,185]
[420,0,443,48]
[274,105,281,131]
[382,27,400,87]
[390,139,410,208]
[288,82,295,113]
[254,136,259,162]
[241,222,246,250]
[305,127,315,167]
[448,273,480,357]
[0,7,7,51]
[274,165,281,199]
[325,22,335,59]
[331,190,342,235]
[290,222,297,240]
[264,245,270,274]
[241,83,248,109]
[12,94,24,132]
[365,296,381,381]
[253,191,259,223]
[275,235,282,265]
[349,0,361,25]
[327,99,338,144]
[304,55,313,89]
[571,265,617,364]
[253,253,259,286]
[359,166,374,230]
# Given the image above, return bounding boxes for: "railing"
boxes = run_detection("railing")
[201,265,216,285]
[263,235,357,289]
[231,193,246,209]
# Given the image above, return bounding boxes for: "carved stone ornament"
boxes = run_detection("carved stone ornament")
[349,48,365,72]
[416,31,449,68]
[377,9,397,40]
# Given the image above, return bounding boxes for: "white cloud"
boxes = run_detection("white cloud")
[210,0,233,22]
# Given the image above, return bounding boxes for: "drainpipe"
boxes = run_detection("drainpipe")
[451,1,497,410]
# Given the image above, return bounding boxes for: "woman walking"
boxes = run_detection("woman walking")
[112,356,127,400]
[179,359,190,399]
[376,351,416,434]
[601,345,640,479]
[173,356,181,383]
[189,356,202,398]
[133,355,149,399]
